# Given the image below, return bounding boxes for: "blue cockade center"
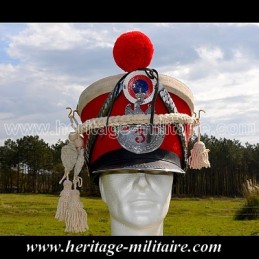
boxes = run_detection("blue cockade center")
[133,79,148,94]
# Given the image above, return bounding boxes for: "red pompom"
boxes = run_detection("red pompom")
[113,31,154,72]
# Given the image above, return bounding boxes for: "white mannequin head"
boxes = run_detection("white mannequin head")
[99,171,174,236]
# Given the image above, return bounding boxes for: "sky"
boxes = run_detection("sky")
[0,22,259,146]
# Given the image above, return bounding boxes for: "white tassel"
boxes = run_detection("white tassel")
[55,179,72,221]
[63,137,88,233]
[55,139,77,224]
[65,189,88,233]
[189,124,210,170]
[56,128,88,233]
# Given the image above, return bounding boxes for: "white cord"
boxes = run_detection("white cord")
[79,113,195,133]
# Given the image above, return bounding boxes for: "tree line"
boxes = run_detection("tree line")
[0,135,258,197]
[174,135,259,197]
[0,136,99,196]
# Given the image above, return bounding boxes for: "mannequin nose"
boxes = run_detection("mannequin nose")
[134,173,149,190]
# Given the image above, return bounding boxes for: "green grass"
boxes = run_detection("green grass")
[164,197,259,236]
[0,194,258,236]
[235,194,259,220]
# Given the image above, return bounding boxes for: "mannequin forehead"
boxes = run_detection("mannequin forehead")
[100,170,174,177]
[99,171,174,185]
[99,172,174,205]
